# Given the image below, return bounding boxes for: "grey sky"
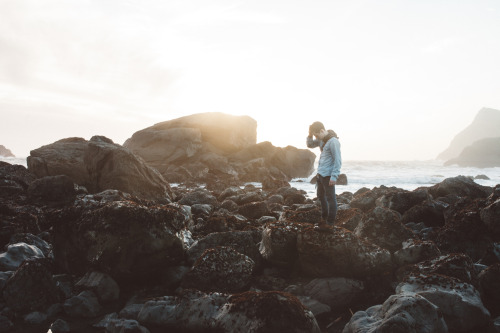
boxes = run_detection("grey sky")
[1,0,499,159]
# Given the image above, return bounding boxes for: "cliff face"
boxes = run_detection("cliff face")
[437,108,500,161]
[0,145,15,157]
[444,137,500,167]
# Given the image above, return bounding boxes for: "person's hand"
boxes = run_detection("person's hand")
[329,179,336,186]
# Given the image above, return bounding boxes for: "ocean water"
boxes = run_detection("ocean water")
[291,160,500,198]
[3,157,499,199]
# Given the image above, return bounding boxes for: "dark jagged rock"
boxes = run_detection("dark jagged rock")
[9,233,51,257]
[75,271,120,303]
[393,239,441,267]
[335,208,364,231]
[182,246,255,293]
[354,207,414,252]
[431,197,492,261]
[297,226,392,278]
[303,277,365,310]
[238,201,269,220]
[178,188,217,206]
[428,175,492,199]
[27,175,76,205]
[397,253,477,285]
[259,221,311,268]
[137,290,229,330]
[344,294,447,333]
[401,199,447,227]
[2,258,60,313]
[63,290,102,318]
[52,195,186,282]
[281,205,322,224]
[397,273,490,332]
[187,231,262,268]
[480,198,500,236]
[349,186,399,212]
[0,203,44,248]
[27,136,172,201]
[478,264,500,315]
[0,161,36,197]
[217,291,320,333]
[375,188,428,214]
[0,242,44,271]
[230,141,316,179]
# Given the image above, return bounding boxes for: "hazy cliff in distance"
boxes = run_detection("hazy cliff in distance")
[0,145,15,157]
[437,107,500,161]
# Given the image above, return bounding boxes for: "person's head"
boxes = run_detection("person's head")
[309,121,327,139]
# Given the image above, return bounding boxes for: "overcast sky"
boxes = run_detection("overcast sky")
[1,0,499,160]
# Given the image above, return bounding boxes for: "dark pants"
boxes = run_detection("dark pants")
[317,174,337,225]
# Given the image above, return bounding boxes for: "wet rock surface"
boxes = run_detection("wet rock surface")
[1,156,500,332]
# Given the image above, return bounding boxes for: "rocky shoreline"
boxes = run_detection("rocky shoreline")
[1,113,499,332]
[1,158,500,332]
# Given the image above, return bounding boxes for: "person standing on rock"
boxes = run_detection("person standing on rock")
[306,121,342,230]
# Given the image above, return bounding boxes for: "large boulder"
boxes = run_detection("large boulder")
[126,112,256,156]
[303,277,365,310]
[297,227,392,278]
[375,189,428,214]
[393,239,441,267]
[27,136,172,201]
[53,195,186,282]
[343,294,448,333]
[354,207,414,252]
[397,274,491,332]
[0,161,36,197]
[137,290,229,330]
[27,175,77,205]
[397,253,477,285]
[478,264,500,314]
[124,127,203,173]
[230,141,315,179]
[0,242,45,271]
[259,221,311,268]
[2,258,60,313]
[431,198,491,261]
[480,198,500,236]
[428,175,492,199]
[216,291,321,333]
[182,246,255,293]
[187,231,261,267]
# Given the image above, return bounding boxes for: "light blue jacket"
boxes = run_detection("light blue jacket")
[306,134,342,181]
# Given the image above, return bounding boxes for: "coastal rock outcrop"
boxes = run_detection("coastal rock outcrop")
[124,113,316,183]
[397,274,490,332]
[0,145,15,157]
[27,136,172,201]
[343,294,448,333]
[445,137,500,168]
[438,107,500,161]
[52,194,187,282]
[297,226,392,278]
[182,246,255,293]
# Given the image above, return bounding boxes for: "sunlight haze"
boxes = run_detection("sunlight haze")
[1,0,500,160]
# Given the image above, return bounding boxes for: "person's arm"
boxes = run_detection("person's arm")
[327,139,342,184]
[306,135,320,148]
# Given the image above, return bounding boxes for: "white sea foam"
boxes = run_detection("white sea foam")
[0,156,27,167]
[292,160,500,198]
